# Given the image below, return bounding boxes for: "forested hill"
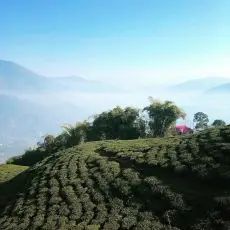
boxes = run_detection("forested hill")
[1,126,230,229]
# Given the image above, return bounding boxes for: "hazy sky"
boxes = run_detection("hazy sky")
[1,0,230,86]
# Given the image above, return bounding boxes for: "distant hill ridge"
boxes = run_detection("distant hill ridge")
[0,59,121,93]
[1,59,230,94]
[169,76,230,92]
[205,82,230,94]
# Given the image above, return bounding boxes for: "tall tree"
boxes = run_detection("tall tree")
[193,112,209,131]
[37,134,55,152]
[92,106,146,140]
[212,119,226,127]
[143,98,186,137]
[61,121,90,147]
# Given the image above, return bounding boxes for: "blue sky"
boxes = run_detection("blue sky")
[1,0,230,86]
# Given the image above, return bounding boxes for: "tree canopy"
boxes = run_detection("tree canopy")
[144,98,186,137]
[193,112,209,131]
[62,121,90,147]
[212,119,226,127]
[92,106,145,140]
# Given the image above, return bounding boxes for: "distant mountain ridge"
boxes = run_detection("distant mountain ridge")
[205,83,230,94]
[0,59,121,93]
[0,60,46,90]
[169,77,230,92]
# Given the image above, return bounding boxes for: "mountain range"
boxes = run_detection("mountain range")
[205,83,230,94]
[169,76,230,93]
[1,59,230,94]
[0,59,121,93]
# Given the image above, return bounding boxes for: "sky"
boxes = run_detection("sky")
[1,0,230,86]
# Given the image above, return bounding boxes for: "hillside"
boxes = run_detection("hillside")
[1,126,230,229]
[0,164,28,184]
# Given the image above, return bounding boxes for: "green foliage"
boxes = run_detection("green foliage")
[86,225,100,230]
[0,164,28,184]
[144,98,185,137]
[92,106,146,140]
[193,112,209,131]
[1,126,230,229]
[6,147,48,166]
[37,135,56,151]
[62,120,90,147]
[212,119,226,127]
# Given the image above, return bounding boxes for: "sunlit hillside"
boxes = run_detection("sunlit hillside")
[1,126,230,229]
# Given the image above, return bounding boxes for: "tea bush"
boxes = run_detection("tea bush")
[1,126,230,229]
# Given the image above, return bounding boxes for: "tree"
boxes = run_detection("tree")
[143,98,186,137]
[92,106,146,140]
[62,121,90,147]
[37,135,55,152]
[53,132,69,151]
[193,112,209,131]
[212,119,226,127]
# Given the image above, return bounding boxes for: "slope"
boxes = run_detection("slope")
[1,126,230,229]
[0,164,28,184]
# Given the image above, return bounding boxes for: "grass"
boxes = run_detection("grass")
[0,164,28,184]
[0,126,230,229]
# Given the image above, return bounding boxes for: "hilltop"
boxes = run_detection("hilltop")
[1,126,230,229]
